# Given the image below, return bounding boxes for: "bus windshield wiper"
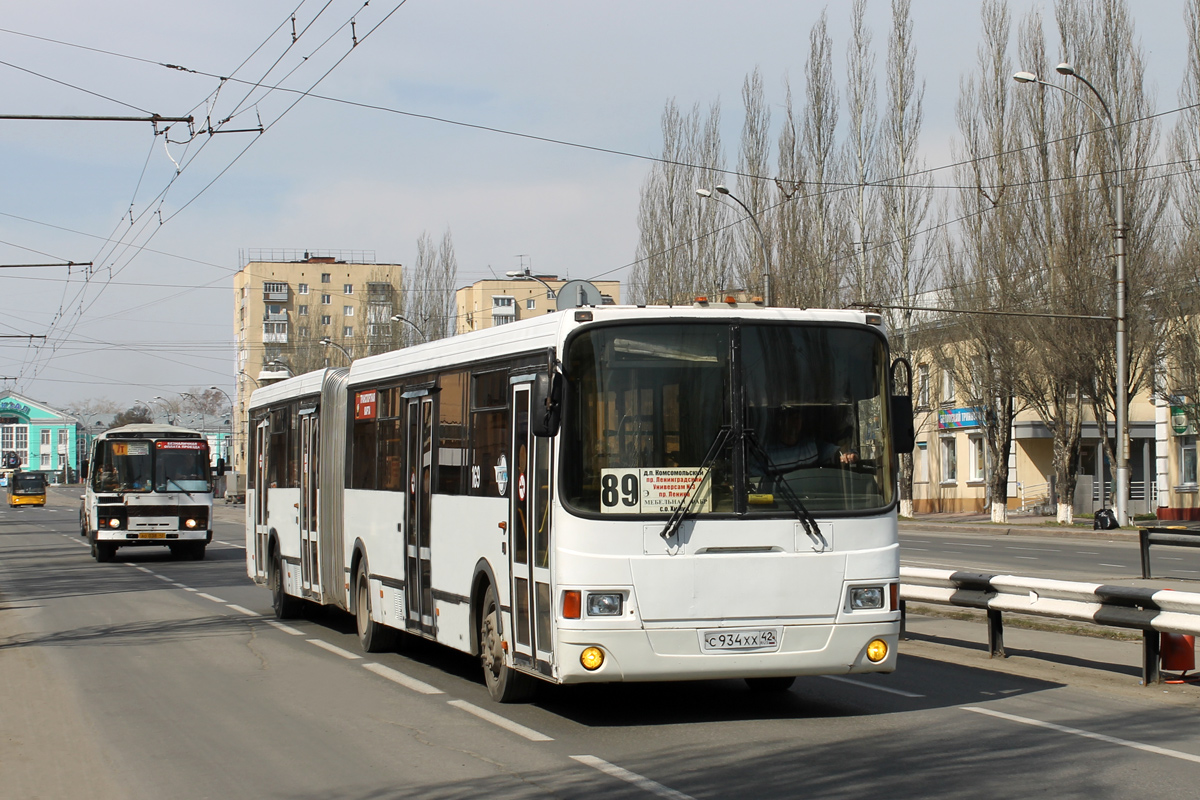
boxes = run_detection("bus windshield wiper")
[660,425,731,540]
[744,433,824,546]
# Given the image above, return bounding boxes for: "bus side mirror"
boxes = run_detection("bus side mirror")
[216,457,226,477]
[81,460,90,480]
[891,395,915,454]
[531,372,562,438]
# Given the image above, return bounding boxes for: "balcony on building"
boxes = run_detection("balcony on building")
[263,281,290,302]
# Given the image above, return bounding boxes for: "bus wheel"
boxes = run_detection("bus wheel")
[745,676,795,693]
[95,542,116,563]
[479,584,536,703]
[355,565,396,653]
[270,550,302,620]
[188,543,206,561]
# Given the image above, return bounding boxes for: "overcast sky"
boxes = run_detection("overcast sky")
[0,0,1191,413]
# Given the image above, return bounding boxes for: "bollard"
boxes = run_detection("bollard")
[1161,632,1196,673]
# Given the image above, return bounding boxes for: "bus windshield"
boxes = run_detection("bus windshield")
[563,322,894,516]
[91,439,210,493]
[11,473,45,493]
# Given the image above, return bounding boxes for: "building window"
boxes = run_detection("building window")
[969,436,986,482]
[918,364,930,408]
[343,326,354,338]
[321,294,331,305]
[915,440,929,483]
[321,273,331,283]
[940,437,957,483]
[298,283,309,295]
[344,283,354,294]
[298,326,310,338]
[1181,435,1198,486]
[344,305,354,317]
[263,321,288,343]
[321,315,331,326]
[298,305,308,316]
[942,362,956,405]
[526,299,536,310]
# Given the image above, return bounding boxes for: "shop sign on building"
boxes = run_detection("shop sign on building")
[938,407,982,430]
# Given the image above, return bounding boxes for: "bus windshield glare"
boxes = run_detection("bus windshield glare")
[564,322,894,516]
[92,439,210,493]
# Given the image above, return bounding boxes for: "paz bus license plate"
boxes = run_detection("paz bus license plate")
[139,533,167,539]
[700,628,782,653]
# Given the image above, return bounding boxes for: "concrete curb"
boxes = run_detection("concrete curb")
[899,519,1140,541]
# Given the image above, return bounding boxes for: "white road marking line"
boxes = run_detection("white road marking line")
[362,662,443,694]
[1162,557,1184,561]
[964,706,1200,764]
[448,700,552,742]
[171,582,186,588]
[1077,551,1100,555]
[1008,547,1060,552]
[196,592,226,603]
[958,543,993,548]
[226,604,260,617]
[306,639,362,660]
[820,674,925,698]
[265,620,304,636]
[183,587,198,593]
[152,574,172,582]
[1014,556,1038,560]
[570,755,695,800]
[904,547,929,551]
[1100,564,1126,569]
[216,540,245,549]
[133,566,152,573]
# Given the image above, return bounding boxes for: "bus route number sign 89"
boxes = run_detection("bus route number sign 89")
[599,467,711,515]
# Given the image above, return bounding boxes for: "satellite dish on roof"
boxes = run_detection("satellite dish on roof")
[556,280,603,310]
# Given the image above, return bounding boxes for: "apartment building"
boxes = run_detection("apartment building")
[231,250,403,470]
[455,276,620,334]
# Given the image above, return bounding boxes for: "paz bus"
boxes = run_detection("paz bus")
[81,424,216,562]
[8,471,46,507]
[247,303,914,702]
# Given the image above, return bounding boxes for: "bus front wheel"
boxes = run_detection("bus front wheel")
[479,584,536,703]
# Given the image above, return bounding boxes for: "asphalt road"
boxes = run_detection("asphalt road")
[4,489,1200,799]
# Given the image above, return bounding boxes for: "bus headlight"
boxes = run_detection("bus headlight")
[107,518,121,529]
[849,587,884,610]
[580,647,605,670]
[866,639,889,663]
[184,518,198,529]
[586,593,623,616]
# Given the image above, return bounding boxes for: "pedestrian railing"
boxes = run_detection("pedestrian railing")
[900,566,1200,685]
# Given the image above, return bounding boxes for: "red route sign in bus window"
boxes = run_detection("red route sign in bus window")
[356,390,377,420]
[156,441,208,450]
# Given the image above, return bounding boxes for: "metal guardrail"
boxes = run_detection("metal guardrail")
[1139,525,1200,579]
[900,567,1200,685]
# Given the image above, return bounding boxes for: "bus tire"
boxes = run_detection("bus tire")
[355,565,396,653]
[95,542,116,563]
[745,676,795,693]
[270,550,302,620]
[479,584,536,703]
[188,543,206,561]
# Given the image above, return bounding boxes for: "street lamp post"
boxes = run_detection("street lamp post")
[319,337,353,363]
[697,185,771,306]
[1014,64,1129,526]
[390,313,428,343]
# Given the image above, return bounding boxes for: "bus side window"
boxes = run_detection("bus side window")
[469,371,509,497]
[438,372,467,495]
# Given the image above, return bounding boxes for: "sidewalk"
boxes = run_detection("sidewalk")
[900,510,1141,541]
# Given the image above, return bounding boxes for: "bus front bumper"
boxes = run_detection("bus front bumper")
[554,621,899,684]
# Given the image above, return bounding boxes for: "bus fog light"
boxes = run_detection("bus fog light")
[849,587,884,610]
[866,639,888,663]
[580,647,604,670]
[586,593,622,616]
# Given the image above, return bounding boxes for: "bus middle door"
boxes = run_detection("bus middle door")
[298,408,320,601]
[509,382,554,676]
[405,393,434,635]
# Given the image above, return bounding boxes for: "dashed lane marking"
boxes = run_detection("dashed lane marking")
[306,639,362,660]
[964,706,1200,765]
[362,662,443,695]
[226,604,260,617]
[448,700,552,742]
[821,674,925,698]
[265,620,304,636]
[196,592,226,603]
[569,755,695,800]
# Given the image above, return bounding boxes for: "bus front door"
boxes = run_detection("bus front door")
[253,418,269,582]
[298,409,319,601]
[510,383,554,675]
[405,395,434,635]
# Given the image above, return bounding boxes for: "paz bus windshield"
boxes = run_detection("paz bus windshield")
[563,322,894,516]
[92,439,211,493]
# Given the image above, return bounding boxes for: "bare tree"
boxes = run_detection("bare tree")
[843,0,881,307]
[734,67,773,299]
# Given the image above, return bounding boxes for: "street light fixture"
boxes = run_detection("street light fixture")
[1014,64,1129,526]
[696,184,771,306]
[319,337,353,363]
[390,313,428,342]
[504,266,557,299]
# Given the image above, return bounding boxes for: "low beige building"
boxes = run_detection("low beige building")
[455,276,620,334]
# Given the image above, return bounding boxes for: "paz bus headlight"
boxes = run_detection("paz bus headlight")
[586,593,623,616]
[848,586,884,610]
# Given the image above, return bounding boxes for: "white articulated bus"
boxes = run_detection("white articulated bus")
[246,304,914,701]
[81,424,216,562]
